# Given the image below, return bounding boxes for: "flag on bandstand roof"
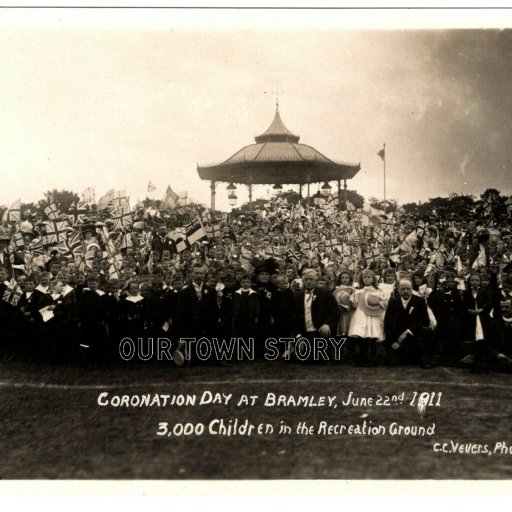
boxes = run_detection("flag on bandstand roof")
[377,146,385,161]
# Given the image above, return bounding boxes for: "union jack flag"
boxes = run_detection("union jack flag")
[201,209,213,224]
[324,238,340,252]
[44,203,61,221]
[28,238,44,257]
[109,207,134,231]
[2,278,22,306]
[10,232,25,251]
[59,231,84,259]
[44,221,70,245]
[205,223,222,239]
[2,199,21,223]
[67,200,88,226]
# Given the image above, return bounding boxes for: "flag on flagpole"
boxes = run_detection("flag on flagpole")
[377,146,385,161]
[98,189,115,211]
[147,181,156,195]
[187,219,207,246]
[161,185,179,209]
[81,187,96,205]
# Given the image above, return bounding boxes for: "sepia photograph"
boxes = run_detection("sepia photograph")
[0,6,512,485]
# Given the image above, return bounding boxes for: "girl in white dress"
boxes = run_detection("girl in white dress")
[333,270,354,336]
[349,269,386,366]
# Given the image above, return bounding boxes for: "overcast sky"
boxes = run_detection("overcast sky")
[1,10,511,210]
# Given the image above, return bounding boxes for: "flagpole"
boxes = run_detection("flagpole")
[383,143,386,214]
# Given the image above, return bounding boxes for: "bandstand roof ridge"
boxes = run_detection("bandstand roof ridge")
[254,105,300,143]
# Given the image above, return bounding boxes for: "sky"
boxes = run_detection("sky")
[0,9,511,211]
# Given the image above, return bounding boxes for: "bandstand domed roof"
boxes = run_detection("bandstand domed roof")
[197,106,360,185]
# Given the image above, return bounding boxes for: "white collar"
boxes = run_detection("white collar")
[35,284,49,293]
[125,294,144,303]
[25,291,33,298]
[401,296,412,307]
[62,284,74,297]
[236,288,256,295]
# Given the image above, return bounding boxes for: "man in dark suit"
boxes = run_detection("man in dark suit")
[174,264,219,365]
[486,298,512,373]
[151,225,175,256]
[384,278,433,368]
[16,274,45,359]
[290,269,339,363]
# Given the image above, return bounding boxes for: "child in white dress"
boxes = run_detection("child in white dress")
[349,269,386,366]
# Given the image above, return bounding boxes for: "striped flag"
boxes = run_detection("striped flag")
[176,238,188,253]
[186,220,207,246]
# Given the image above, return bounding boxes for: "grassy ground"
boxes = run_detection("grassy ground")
[0,359,511,479]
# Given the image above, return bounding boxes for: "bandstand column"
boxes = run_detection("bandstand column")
[210,180,216,211]
[248,173,253,210]
[337,179,341,211]
[343,179,348,205]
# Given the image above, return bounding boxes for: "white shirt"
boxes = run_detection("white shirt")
[192,282,203,300]
[304,290,315,332]
[401,296,411,309]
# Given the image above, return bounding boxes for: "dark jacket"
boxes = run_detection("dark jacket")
[384,294,430,344]
[293,287,339,336]
[176,282,218,338]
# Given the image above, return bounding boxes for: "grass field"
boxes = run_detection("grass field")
[0,359,511,479]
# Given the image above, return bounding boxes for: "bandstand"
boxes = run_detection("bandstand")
[197,104,361,209]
